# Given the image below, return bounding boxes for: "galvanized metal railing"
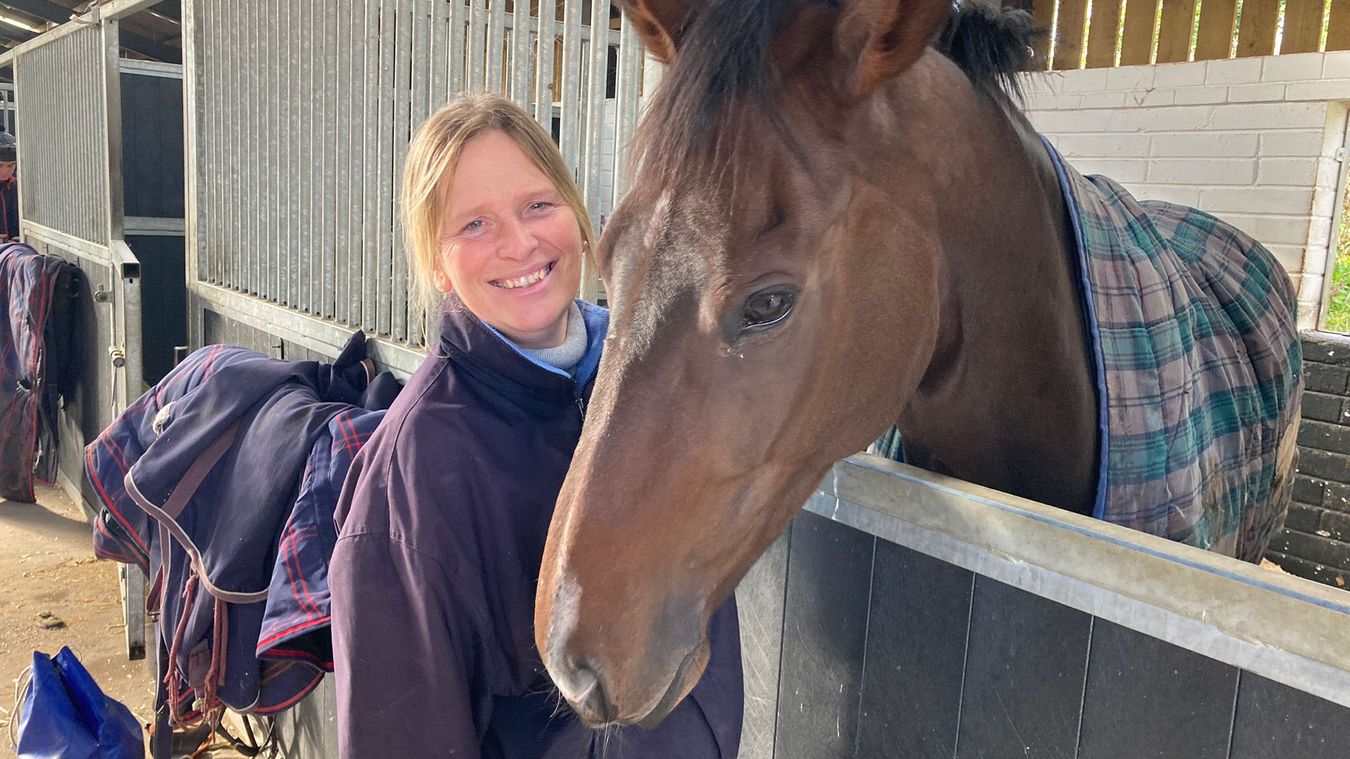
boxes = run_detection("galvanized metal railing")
[187,0,648,362]
[16,21,117,247]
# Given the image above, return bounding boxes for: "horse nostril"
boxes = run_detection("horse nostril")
[560,658,613,725]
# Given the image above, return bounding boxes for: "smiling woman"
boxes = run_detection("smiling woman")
[327,94,744,759]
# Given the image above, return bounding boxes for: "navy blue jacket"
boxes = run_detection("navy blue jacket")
[331,295,744,759]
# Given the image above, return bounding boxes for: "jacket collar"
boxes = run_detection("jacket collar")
[435,293,608,393]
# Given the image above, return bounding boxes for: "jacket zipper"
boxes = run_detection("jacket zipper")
[575,394,586,421]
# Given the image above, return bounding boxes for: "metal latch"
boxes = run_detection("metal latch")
[108,346,126,368]
[93,284,112,303]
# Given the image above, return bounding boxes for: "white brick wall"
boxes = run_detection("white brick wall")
[1024,52,1350,330]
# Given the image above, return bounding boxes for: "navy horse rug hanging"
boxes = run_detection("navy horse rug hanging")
[878,142,1303,563]
[1046,141,1300,561]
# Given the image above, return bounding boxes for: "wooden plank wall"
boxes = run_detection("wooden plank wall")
[1024,0,1350,71]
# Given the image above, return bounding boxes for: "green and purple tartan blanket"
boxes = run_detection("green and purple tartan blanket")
[1052,142,1303,560]
[876,143,1303,562]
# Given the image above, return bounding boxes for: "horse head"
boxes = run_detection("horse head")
[534,0,1087,727]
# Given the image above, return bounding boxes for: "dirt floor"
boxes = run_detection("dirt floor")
[0,484,254,758]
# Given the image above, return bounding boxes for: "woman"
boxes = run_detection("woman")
[329,95,743,758]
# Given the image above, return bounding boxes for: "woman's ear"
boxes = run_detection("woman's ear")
[433,268,452,294]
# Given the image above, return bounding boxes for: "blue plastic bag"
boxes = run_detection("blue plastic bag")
[13,647,144,759]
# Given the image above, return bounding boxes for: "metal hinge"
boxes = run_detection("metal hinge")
[1337,147,1347,163]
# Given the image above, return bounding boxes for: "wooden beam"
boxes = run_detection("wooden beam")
[1030,0,1055,71]
[1235,0,1280,57]
[1281,0,1328,53]
[1155,0,1197,63]
[1118,0,1157,65]
[1085,0,1124,68]
[1194,0,1238,60]
[1330,0,1350,51]
[1052,0,1090,70]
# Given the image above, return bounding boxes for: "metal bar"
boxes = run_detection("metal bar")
[362,0,378,331]
[534,0,555,126]
[189,281,427,379]
[510,0,529,105]
[174,2,197,289]
[285,0,299,306]
[334,0,350,323]
[123,216,187,235]
[579,0,606,301]
[560,0,581,180]
[406,0,431,346]
[318,0,334,318]
[467,0,486,92]
[613,11,640,202]
[431,0,448,107]
[267,0,281,300]
[487,0,505,94]
[299,0,315,314]
[102,19,124,245]
[350,0,369,326]
[248,0,260,296]
[392,0,412,341]
[23,220,112,263]
[449,0,466,95]
[813,455,1350,710]
[376,0,396,335]
[116,58,183,78]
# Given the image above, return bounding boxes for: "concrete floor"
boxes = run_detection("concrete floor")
[0,483,255,758]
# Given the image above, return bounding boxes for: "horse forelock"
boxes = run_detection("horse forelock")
[631,0,795,192]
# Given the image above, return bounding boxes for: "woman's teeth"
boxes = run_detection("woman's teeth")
[493,263,552,290]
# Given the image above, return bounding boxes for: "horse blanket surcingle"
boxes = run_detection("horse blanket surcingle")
[1045,140,1303,561]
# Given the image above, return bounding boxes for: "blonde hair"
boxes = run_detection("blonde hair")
[403,94,594,310]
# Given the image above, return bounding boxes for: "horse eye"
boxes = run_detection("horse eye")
[741,288,797,333]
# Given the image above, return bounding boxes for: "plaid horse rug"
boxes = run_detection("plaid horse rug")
[1048,140,1303,561]
[874,143,1303,562]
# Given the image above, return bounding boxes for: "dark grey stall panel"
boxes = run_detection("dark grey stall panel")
[738,528,792,759]
[775,511,876,759]
[1078,620,1238,759]
[128,235,185,384]
[275,678,340,758]
[857,542,972,759]
[53,254,112,516]
[1230,674,1350,759]
[202,306,280,355]
[120,72,185,219]
[954,577,1091,759]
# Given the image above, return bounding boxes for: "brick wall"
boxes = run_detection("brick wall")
[1275,333,1350,588]
[1021,51,1349,332]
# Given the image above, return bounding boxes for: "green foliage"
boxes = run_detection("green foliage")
[1326,194,1350,333]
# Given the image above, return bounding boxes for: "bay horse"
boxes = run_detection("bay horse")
[535,0,1303,728]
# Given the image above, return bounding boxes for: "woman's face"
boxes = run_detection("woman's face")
[435,129,584,349]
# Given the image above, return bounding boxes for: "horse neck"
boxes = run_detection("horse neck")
[880,55,1100,514]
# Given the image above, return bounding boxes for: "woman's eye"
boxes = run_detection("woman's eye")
[461,219,484,233]
[529,201,554,212]
[740,288,797,333]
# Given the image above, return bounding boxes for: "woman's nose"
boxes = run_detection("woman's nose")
[498,218,536,260]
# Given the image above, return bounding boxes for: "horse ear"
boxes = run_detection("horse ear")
[837,0,952,100]
[618,0,704,63]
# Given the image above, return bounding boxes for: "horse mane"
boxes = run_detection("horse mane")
[936,1,1044,108]
[630,0,788,191]
[630,0,1041,190]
